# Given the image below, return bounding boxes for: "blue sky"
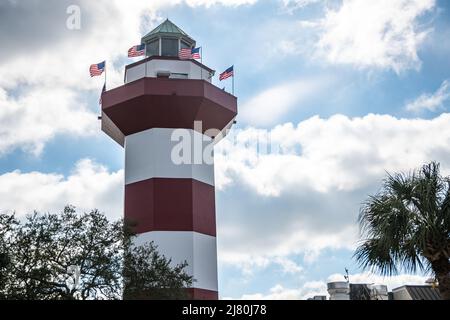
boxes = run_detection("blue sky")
[1,0,450,299]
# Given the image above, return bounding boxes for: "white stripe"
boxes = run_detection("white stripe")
[134,231,218,292]
[125,128,215,186]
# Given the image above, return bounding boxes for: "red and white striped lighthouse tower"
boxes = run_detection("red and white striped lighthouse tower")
[101,20,237,300]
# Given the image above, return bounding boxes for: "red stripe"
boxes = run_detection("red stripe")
[102,77,237,138]
[219,71,233,80]
[125,178,216,236]
[179,48,192,59]
[128,48,145,57]
[90,64,103,77]
[186,288,218,300]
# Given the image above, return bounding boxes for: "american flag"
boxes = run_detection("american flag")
[178,47,201,60]
[89,61,105,77]
[99,82,106,105]
[219,66,234,81]
[178,48,192,60]
[191,47,201,59]
[128,44,146,57]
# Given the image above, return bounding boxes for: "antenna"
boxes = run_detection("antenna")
[344,268,350,283]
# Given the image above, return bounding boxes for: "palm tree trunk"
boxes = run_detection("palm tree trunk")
[432,257,450,300]
[436,272,450,300]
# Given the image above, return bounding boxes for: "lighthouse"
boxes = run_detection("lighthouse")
[101,19,237,299]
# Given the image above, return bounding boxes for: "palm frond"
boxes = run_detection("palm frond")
[355,161,449,277]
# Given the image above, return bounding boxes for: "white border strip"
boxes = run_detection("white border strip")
[125,128,215,186]
[134,231,218,292]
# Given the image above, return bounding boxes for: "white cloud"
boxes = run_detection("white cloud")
[240,78,329,126]
[235,272,429,300]
[185,0,257,6]
[4,110,447,273]
[0,0,439,154]
[218,255,303,279]
[2,111,449,280]
[218,112,450,196]
[0,1,153,156]
[328,272,429,291]
[216,112,450,268]
[275,257,303,274]
[240,282,327,300]
[406,79,450,112]
[0,0,259,156]
[0,87,97,156]
[280,0,322,13]
[0,0,259,91]
[317,0,435,73]
[266,0,435,73]
[0,159,123,219]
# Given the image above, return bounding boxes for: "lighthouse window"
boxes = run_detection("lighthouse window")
[180,40,190,50]
[147,39,159,56]
[170,73,188,79]
[162,37,178,57]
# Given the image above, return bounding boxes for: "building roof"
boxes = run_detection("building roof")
[142,19,192,40]
[406,285,442,300]
[394,285,442,300]
[349,284,371,300]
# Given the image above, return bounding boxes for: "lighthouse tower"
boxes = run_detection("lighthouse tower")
[101,20,237,299]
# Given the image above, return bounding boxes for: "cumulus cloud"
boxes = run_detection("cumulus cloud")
[218,113,450,196]
[240,77,329,126]
[234,272,429,300]
[2,112,450,273]
[277,0,436,73]
[1,0,437,155]
[185,0,257,7]
[275,257,303,274]
[0,0,259,156]
[405,79,450,112]
[0,1,151,156]
[223,255,304,279]
[280,0,322,13]
[0,159,123,219]
[239,282,327,300]
[315,0,435,73]
[215,112,450,267]
[2,111,450,271]
[327,272,429,291]
[0,0,259,90]
[0,87,97,155]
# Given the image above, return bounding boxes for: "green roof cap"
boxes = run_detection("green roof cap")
[143,19,193,40]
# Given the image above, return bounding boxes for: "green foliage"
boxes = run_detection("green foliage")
[355,162,450,299]
[0,206,193,300]
[123,242,193,300]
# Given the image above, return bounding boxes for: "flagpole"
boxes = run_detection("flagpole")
[200,46,203,81]
[104,61,107,90]
[232,65,235,96]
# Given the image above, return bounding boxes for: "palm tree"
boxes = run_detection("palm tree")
[355,162,450,300]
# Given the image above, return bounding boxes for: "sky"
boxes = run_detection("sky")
[1,0,450,299]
